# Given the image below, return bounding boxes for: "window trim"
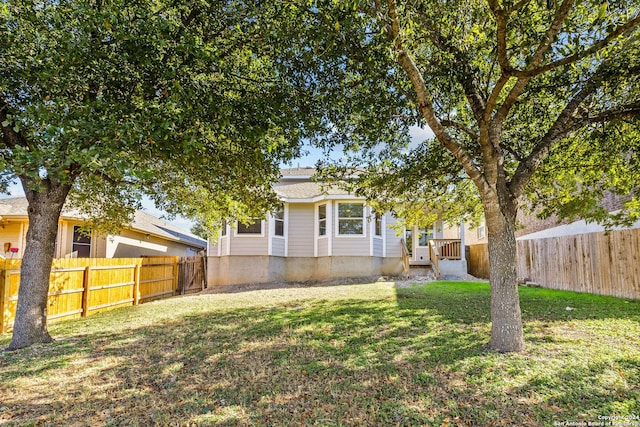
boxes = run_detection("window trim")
[373,212,383,238]
[318,204,328,238]
[417,226,435,247]
[235,219,264,237]
[336,202,366,237]
[72,225,92,258]
[273,208,285,238]
[477,221,486,240]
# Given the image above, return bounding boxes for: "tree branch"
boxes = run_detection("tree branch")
[509,71,605,198]
[441,119,479,140]
[510,14,640,78]
[494,0,576,125]
[506,0,533,14]
[0,94,27,149]
[487,0,511,72]
[579,101,640,126]
[417,19,486,123]
[386,0,486,192]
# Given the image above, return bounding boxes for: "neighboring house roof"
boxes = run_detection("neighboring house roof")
[0,197,207,249]
[516,217,640,241]
[130,210,207,249]
[0,197,31,217]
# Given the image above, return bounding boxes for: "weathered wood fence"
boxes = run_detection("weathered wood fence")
[0,256,205,334]
[468,244,490,280]
[177,254,207,295]
[466,228,640,300]
[517,228,640,300]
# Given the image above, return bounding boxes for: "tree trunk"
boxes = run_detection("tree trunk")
[484,193,525,353]
[6,179,71,351]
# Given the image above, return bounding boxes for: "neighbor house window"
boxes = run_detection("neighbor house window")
[477,221,486,239]
[337,203,364,235]
[72,226,91,258]
[318,204,327,236]
[220,221,227,237]
[374,212,382,236]
[237,219,262,234]
[274,208,284,237]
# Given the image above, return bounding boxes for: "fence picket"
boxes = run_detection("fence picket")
[0,256,183,334]
[466,229,640,300]
[515,229,640,299]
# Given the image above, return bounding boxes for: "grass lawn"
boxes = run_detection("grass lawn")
[1,281,639,426]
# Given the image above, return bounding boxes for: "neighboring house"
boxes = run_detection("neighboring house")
[208,167,468,286]
[458,193,640,244]
[515,193,640,241]
[0,197,207,259]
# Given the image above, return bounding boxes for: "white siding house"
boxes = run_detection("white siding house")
[207,168,468,286]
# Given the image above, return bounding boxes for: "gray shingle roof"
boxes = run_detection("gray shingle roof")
[274,181,351,200]
[280,167,317,177]
[0,197,206,249]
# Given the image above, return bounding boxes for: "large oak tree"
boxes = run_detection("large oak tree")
[0,0,308,350]
[296,0,640,352]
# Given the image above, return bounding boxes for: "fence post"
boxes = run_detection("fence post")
[173,258,180,295]
[82,266,92,317]
[133,264,141,305]
[0,267,8,334]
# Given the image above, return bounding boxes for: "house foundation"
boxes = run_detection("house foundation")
[207,255,403,286]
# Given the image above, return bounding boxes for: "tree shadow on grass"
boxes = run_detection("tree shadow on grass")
[0,294,488,426]
[0,282,638,426]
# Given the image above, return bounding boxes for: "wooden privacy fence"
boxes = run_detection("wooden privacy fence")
[468,243,490,279]
[0,256,182,334]
[177,254,207,295]
[517,228,640,300]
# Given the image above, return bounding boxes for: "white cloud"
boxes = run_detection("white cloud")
[409,125,435,144]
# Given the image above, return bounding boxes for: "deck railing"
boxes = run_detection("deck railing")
[428,240,441,278]
[428,239,462,279]
[429,239,462,260]
[400,238,410,278]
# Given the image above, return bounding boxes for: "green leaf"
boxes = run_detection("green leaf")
[597,2,608,20]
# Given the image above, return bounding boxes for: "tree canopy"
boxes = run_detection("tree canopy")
[0,0,315,349]
[288,0,640,352]
[1,0,310,229]
[304,0,640,227]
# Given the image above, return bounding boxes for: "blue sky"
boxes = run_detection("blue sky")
[0,126,434,232]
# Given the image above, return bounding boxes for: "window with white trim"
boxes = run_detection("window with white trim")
[477,221,486,239]
[337,202,364,235]
[72,226,91,258]
[318,204,327,236]
[374,212,382,236]
[237,219,262,234]
[274,208,284,237]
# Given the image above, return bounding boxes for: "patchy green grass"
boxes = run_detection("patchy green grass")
[1,281,638,426]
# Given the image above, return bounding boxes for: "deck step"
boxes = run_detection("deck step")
[406,265,437,280]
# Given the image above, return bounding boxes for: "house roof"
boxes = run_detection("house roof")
[0,197,207,249]
[274,181,352,200]
[280,167,317,178]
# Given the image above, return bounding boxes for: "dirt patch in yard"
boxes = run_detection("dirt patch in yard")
[199,275,395,294]
[200,273,488,294]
